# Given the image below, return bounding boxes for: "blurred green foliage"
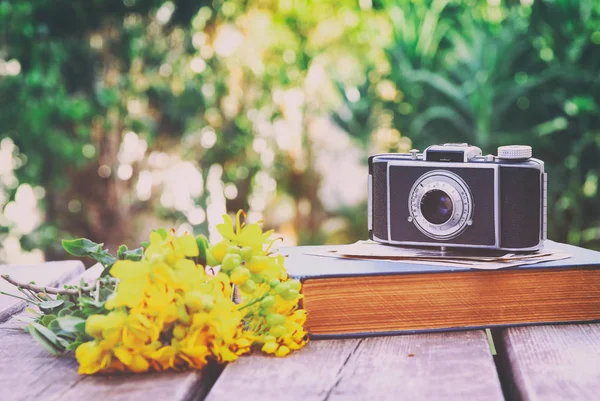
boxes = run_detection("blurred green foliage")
[0,0,599,261]
[337,0,600,249]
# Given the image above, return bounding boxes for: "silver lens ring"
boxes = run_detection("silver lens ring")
[408,170,473,240]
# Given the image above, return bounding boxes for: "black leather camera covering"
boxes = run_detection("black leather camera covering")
[500,166,541,248]
[371,161,389,241]
[386,165,496,246]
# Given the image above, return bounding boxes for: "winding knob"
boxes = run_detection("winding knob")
[497,145,532,160]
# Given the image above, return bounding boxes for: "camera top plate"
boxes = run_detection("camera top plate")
[423,143,482,162]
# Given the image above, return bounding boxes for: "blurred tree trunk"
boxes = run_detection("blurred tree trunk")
[293,92,327,244]
[52,23,133,256]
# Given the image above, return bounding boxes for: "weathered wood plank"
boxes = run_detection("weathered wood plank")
[0,261,85,323]
[205,330,504,401]
[0,315,221,401]
[498,324,600,401]
[0,262,219,401]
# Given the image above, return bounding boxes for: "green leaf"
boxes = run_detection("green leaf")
[57,307,74,317]
[39,299,64,309]
[117,244,128,259]
[152,228,168,239]
[62,238,102,256]
[92,250,118,269]
[31,323,69,349]
[62,238,117,269]
[66,340,84,351]
[120,247,144,262]
[25,325,62,356]
[56,316,86,333]
[195,234,210,267]
[402,70,470,115]
[71,310,88,319]
[80,303,106,315]
[61,301,75,309]
[39,299,64,313]
[41,314,57,326]
[48,319,61,332]
[26,307,42,317]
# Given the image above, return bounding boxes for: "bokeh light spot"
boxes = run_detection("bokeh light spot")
[98,165,112,178]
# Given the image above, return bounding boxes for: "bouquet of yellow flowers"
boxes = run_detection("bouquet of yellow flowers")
[0,211,307,374]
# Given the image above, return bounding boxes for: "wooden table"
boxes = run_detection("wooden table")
[1,261,598,401]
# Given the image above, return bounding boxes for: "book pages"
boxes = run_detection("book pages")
[305,241,571,270]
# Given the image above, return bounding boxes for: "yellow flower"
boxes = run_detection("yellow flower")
[209,240,229,264]
[173,233,199,257]
[178,328,211,368]
[85,311,127,348]
[122,310,160,348]
[85,315,106,339]
[106,261,151,309]
[216,210,274,252]
[275,345,290,357]
[173,259,206,291]
[290,309,308,325]
[151,262,178,288]
[261,341,278,354]
[113,347,150,373]
[149,345,180,371]
[76,341,112,375]
[143,284,177,323]
[73,213,307,375]
[145,230,198,261]
[144,231,169,260]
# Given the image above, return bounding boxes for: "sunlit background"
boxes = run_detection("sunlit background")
[1,0,599,263]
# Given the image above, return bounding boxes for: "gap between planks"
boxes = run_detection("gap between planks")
[204,330,505,401]
[494,323,600,401]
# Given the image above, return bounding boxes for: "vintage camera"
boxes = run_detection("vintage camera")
[368,143,547,251]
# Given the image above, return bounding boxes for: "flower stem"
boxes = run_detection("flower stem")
[237,290,270,311]
[0,291,40,305]
[0,274,92,296]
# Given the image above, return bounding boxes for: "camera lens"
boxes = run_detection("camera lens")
[408,170,473,240]
[420,189,453,224]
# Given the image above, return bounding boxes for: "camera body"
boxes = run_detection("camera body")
[368,143,547,251]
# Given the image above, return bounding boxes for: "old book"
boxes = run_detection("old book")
[284,240,600,338]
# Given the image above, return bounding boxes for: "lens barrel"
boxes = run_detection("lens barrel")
[421,189,453,225]
[408,170,473,240]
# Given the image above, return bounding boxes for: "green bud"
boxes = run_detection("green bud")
[274,282,291,295]
[266,313,286,326]
[269,325,287,337]
[288,279,302,291]
[184,291,204,312]
[206,251,219,267]
[247,255,269,273]
[262,335,276,343]
[196,234,217,266]
[280,289,300,301]
[177,303,191,324]
[226,245,241,255]
[241,246,253,261]
[230,266,251,285]
[240,279,257,294]
[173,325,186,340]
[250,272,265,284]
[260,295,276,309]
[221,254,242,272]
[269,279,281,288]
